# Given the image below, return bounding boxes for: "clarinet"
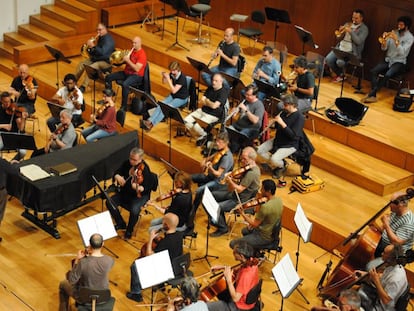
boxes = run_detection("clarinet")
[207,40,225,67]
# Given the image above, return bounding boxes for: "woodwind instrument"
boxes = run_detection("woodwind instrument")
[207,40,225,67]
[334,22,351,38]
[378,30,399,45]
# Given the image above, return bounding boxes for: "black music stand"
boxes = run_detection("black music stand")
[225,126,250,155]
[166,0,189,51]
[254,78,281,99]
[265,7,291,43]
[159,0,174,40]
[187,56,211,99]
[220,72,245,105]
[85,65,100,114]
[332,48,360,97]
[294,25,318,55]
[47,102,65,118]
[45,44,71,90]
[158,101,186,163]
[0,132,37,151]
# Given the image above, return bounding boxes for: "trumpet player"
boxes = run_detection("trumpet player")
[201,28,240,87]
[325,9,368,83]
[74,23,115,93]
[105,36,147,111]
[362,16,414,103]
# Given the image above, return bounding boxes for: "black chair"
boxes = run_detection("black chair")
[76,287,115,311]
[183,204,198,250]
[185,76,198,111]
[239,11,266,54]
[182,0,212,43]
[378,65,410,92]
[260,221,282,264]
[395,284,411,311]
[245,279,263,311]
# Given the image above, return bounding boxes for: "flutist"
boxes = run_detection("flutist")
[362,16,414,103]
[325,9,368,83]
[201,28,240,87]
[252,46,281,100]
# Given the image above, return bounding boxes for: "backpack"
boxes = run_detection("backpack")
[393,88,413,112]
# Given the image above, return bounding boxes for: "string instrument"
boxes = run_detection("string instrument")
[95,102,111,118]
[378,30,399,45]
[154,188,183,202]
[130,162,145,198]
[203,148,228,175]
[235,197,269,213]
[22,75,35,95]
[54,123,69,135]
[140,229,164,258]
[68,89,81,110]
[5,103,26,119]
[220,164,251,184]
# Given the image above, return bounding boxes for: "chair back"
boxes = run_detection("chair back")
[142,63,151,95]
[186,76,198,111]
[116,109,126,127]
[198,0,210,4]
[76,287,115,311]
[272,42,288,70]
[251,10,266,25]
[237,55,247,74]
[171,253,191,278]
[395,284,411,311]
[245,279,263,305]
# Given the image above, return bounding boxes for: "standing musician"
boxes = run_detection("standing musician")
[227,84,265,153]
[58,233,114,311]
[362,16,414,103]
[31,109,76,158]
[202,28,240,87]
[209,147,261,237]
[106,147,153,240]
[325,9,369,83]
[258,94,305,180]
[75,23,115,93]
[192,131,234,214]
[167,277,208,311]
[81,88,117,142]
[9,64,38,115]
[206,241,259,311]
[47,73,84,131]
[105,36,147,110]
[311,289,362,311]
[127,213,183,303]
[229,179,283,253]
[147,171,193,232]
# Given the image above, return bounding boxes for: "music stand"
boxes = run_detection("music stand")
[159,0,174,40]
[159,157,179,180]
[85,65,100,114]
[254,78,281,99]
[45,44,71,89]
[166,0,189,51]
[220,72,245,105]
[332,48,360,97]
[187,56,211,99]
[0,132,37,151]
[265,7,291,43]
[294,25,318,55]
[47,102,65,118]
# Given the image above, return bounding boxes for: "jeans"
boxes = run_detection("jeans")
[105,71,143,109]
[326,50,346,77]
[257,138,296,168]
[201,65,238,87]
[229,227,273,250]
[130,261,143,295]
[81,124,116,142]
[148,217,187,233]
[369,61,405,97]
[210,189,237,232]
[148,95,188,126]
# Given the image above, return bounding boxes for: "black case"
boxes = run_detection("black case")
[325,97,369,126]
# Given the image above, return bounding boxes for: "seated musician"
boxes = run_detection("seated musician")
[311,289,362,311]
[0,91,27,160]
[373,190,414,258]
[184,73,229,146]
[227,84,264,153]
[58,233,114,311]
[31,109,76,158]
[81,89,117,142]
[257,94,305,180]
[229,179,283,253]
[206,241,259,311]
[358,244,408,311]
[167,277,208,311]
[252,46,281,100]
[127,213,183,303]
[47,73,84,131]
[192,131,234,214]
[147,171,192,232]
[106,147,153,240]
[209,146,260,237]
[9,64,38,115]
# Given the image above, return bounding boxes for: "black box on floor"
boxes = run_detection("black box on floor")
[325,97,369,126]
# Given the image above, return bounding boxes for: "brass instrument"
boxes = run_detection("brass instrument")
[80,35,98,58]
[109,49,130,66]
[334,23,351,38]
[378,30,399,45]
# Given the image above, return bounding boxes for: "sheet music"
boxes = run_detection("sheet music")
[135,250,174,288]
[202,186,220,224]
[294,203,313,243]
[77,211,117,247]
[272,254,301,298]
[20,164,51,181]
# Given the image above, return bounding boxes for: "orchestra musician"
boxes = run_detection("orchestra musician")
[258,94,305,180]
[206,241,259,311]
[202,28,240,87]
[147,171,193,232]
[209,146,260,237]
[105,36,147,111]
[127,213,183,303]
[81,88,117,142]
[229,179,283,253]
[167,277,208,311]
[227,84,265,153]
[106,147,153,240]
[9,64,38,115]
[31,109,76,158]
[191,131,234,215]
[75,23,115,93]
[325,9,369,83]
[47,73,84,132]
[58,233,114,311]
[362,16,414,103]
[311,289,362,311]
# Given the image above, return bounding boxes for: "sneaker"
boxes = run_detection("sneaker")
[142,120,153,131]
[277,179,287,188]
[124,231,132,240]
[126,292,143,302]
[331,76,344,83]
[115,223,127,230]
[210,229,228,237]
[362,96,377,103]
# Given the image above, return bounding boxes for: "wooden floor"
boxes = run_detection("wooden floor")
[1,17,414,311]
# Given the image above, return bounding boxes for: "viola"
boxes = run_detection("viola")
[5,103,26,118]
[96,102,111,118]
[68,89,82,110]
[241,197,268,212]
[204,148,228,175]
[140,230,164,258]
[23,75,35,91]
[54,123,69,135]
[220,164,251,184]
[155,188,183,202]
[130,162,145,198]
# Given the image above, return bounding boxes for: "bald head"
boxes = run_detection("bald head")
[18,64,30,79]
[224,28,235,43]
[132,36,142,50]
[163,213,179,232]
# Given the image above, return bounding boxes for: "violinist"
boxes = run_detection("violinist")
[81,88,117,142]
[106,148,153,240]
[9,64,38,115]
[206,241,259,311]
[167,277,208,311]
[229,179,283,253]
[31,109,76,158]
[227,84,265,153]
[58,233,114,311]
[209,147,260,237]
[192,131,234,214]
[47,73,84,131]
[127,213,183,303]
[148,171,192,232]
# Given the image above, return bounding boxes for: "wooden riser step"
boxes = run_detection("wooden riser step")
[18,24,59,42]
[29,14,77,38]
[77,0,136,10]
[3,32,40,47]
[40,4,90,34]
[55,0,98,19]
[0,42,14,60]
[0,57,16,76]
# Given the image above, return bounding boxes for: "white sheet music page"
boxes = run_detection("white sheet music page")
[202,186,220,223]
[20,164,51,181]
[77,211,117,246]
[135,250,174,288]
[272,253,301,298]
[294,203,313,243]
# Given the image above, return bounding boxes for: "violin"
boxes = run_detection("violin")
[204,148,228,175]
[54,123,69,135]
[96,102,111,118]
[130,162,145,198]
[5,103,26,119]
[234,197,268,213]
[140,228,164,258]
[22,75,35,95]
[155,188,183,202]
[68,89,82,110]
[220,164,251,184]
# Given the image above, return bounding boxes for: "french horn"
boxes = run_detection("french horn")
[110,49,130,66]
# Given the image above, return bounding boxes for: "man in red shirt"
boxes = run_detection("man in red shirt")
[105,36,147,110]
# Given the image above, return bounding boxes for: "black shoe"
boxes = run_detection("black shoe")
[0,237,2,242]
[115,223,127,230]
[126,292,143,302]
[196,136,207,146]
[210,229,228,237]
[124,231,132,240]
[79,86,86,93]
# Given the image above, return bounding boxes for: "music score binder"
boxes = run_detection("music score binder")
[48,162,77,176]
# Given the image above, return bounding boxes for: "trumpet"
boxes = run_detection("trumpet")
[80,35,98,58]
[109,49,130,66]
[334,23,351,38]
[378,30,399,45]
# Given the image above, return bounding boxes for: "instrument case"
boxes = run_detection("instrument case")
[290,174,325,193]
[325,97,369,126]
